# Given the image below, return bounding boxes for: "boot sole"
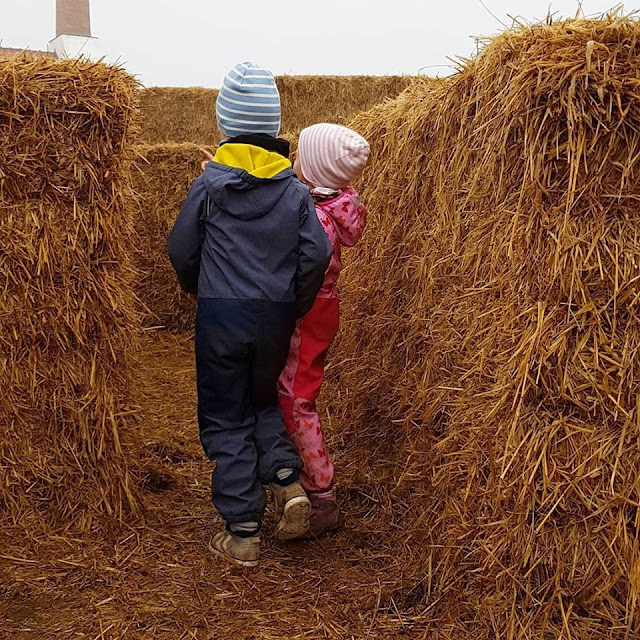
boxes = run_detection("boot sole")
[208,539,259,568]
[275,495,311,541]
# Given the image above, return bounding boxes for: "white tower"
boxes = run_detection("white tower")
[48,0,99,60]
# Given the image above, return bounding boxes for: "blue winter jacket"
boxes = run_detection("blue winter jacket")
[167,141,332,318]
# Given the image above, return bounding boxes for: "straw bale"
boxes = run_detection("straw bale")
[131,143,202,330]
[139,86,219,145]
[277,75,414,133]
[139,76,414,144]
[331,14,640,637]
[0,56,141,534]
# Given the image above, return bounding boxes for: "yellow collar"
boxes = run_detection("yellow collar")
[213,143,291,179]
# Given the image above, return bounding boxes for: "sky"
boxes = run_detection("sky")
[3,0,640,87]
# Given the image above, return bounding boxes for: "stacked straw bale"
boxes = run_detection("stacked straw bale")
[0,57,141,533]
[333,15,640,637]
[139,87,218,145]
[139,76,413,144]
[277,75,414,134]
[132,143,202,330]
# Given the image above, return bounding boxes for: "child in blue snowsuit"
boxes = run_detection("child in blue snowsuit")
[168,62,332,567]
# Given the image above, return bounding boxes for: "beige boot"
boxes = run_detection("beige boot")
[209,530,260,568]
[270,481,311,540]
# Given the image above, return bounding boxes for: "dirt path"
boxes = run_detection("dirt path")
[1,333,429,640]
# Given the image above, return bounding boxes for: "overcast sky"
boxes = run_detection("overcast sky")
[3,1,639,87]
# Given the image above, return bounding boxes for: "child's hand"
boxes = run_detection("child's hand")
[199,148,215,172]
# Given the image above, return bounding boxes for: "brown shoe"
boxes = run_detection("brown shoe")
[308,494,344,537]
[209,530,260,568]
[270,481,311,541]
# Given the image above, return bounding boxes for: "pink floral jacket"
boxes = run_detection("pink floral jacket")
[313,188,367,299]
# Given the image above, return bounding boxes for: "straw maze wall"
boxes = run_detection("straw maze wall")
[139,76,413,145]
[0,58,141,533]
[330,17,640,638]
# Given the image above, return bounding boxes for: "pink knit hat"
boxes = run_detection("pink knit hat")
[297,123,370,189]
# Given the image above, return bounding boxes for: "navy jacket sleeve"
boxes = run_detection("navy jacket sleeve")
[295,193,333,317]
[167,177,207,294]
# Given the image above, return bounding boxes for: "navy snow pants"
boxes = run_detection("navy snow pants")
[195,298,302,525]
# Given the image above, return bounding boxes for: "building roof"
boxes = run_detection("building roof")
[0,47,58,59]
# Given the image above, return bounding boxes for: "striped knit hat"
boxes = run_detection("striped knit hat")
[297,124,370,190]
[216,62,281,138]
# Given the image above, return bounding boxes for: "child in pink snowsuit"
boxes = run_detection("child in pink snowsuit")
[278,123,370,537]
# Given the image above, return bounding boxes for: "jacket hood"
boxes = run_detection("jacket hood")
[202,143,295,220]
[316,188,367,247]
